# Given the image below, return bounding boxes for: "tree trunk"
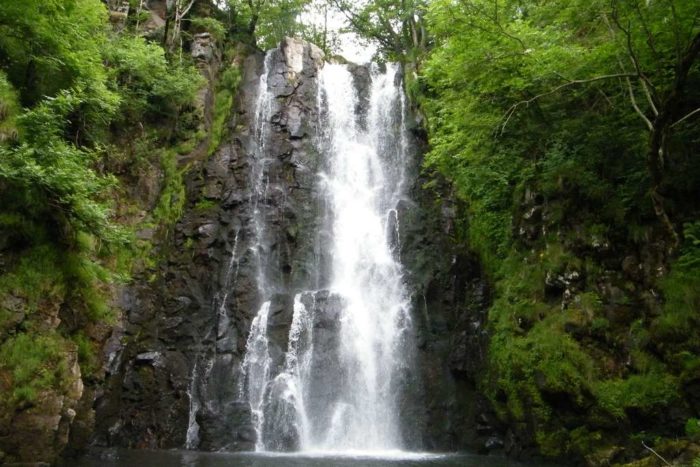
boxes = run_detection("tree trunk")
[646,32,700,251]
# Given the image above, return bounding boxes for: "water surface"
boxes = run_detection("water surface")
[71,449,537,467]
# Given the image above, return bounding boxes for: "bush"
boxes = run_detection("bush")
[0,91,125,247]
[0,333,69,403]
[594,373,680,419]
[686,418,700,439]
[188,17,226,43]
[103,35,204,125]
[0,0,110,106]
[652,223,700,346]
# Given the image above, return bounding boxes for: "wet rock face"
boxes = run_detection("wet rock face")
[93,38,328,451]
[397,169,496,451]
[92,38,491,454]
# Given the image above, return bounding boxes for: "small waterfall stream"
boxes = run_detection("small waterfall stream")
[240,51,275,451]
[240,55,414,453]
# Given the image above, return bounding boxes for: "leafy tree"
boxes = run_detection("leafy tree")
[0,90,124,250]
[223,0,311,49]
[103,34,203,125]
[424,0,700,254]
[0,0,111,106]
[298,0,341,56]
[421,0,700,459]
[329,0,427,60]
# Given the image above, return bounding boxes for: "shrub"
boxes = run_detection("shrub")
[103,35,204,124]
[0,333,69,403]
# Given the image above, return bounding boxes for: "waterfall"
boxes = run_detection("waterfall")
[240,51,276,451]
[315,63,412,450]
[241,300,272,451]
[240,56,414,453]
[185,358,200,449]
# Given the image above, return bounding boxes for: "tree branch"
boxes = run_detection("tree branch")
[671,107,700,128]
[625,76,654,131]
[640,79,658,116]
[500,73,636,134]
[179,0,196,20]
[610,8,660,109]
[329,0,399,54]
[448,0,526,50]
[632,1,661,63]
[642,441,672,467]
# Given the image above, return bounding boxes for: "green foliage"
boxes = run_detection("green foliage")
[0,72,20,143]
[594,373,680,419]
[419,0,700,460]
[189,17,227,43]
[209,66,241,155]
[225,0,311,49]
[62,245,114,322]
[678,222,700,270]
[298,1,342,57]
[72,332,99,379]
[686,418,700,439]
[0,92,124,247]
[329,0,427,61]
[103,35,204,125]
[653,269,700,342]
[488,313,596,417]
[153,149,186,228]
[0,0,111,106]
[0,239,116,332]
[0,333,68,403]
[195,198,218,212]
[255,0,310,50]
[0,0,203,435]
[0,245,64,310]
[652,225,700,349]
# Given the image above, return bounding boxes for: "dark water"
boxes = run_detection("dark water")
[69,449,542,467]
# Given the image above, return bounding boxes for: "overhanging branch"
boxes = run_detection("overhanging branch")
[671,107,700,128]
[500,73,636,134]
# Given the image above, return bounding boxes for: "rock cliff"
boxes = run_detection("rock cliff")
[91,38,496,454]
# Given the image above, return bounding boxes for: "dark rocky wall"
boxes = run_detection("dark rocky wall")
[397,144,500,452]
[94,38,326,451]
[91,38,495,455]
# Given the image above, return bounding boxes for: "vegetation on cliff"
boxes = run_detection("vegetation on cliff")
[1,0,699,465]
[0,0,213,463]
[308,0,700,463]
[0,0,336,463]
[339,0,700,463]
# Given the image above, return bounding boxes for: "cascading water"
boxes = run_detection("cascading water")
[240,55,414,453]
[315,63,412,450]
[240,51,275,450]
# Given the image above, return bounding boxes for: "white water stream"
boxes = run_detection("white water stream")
[240,56,413,453]
[315,63,411,450]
